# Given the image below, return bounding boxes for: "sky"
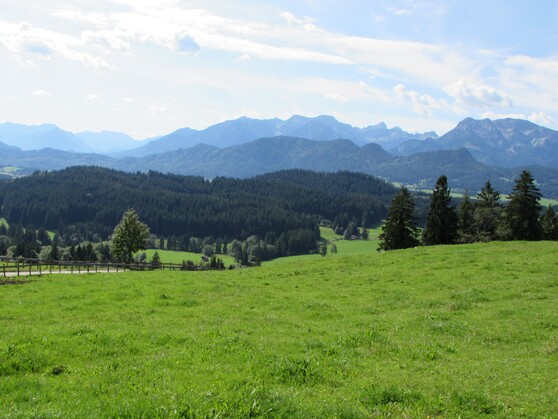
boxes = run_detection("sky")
[0,0,557,139]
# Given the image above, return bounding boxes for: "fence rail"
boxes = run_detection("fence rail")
[0,257,213,277]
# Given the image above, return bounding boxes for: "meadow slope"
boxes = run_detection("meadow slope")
[1,241,557,417]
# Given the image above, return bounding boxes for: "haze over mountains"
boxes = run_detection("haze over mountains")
[0,122,141,153]
[1,115,558,197]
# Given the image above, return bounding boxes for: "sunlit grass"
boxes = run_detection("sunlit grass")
[1,241,557,417]
[142,248,236,266]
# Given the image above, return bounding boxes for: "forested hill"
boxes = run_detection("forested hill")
[0,167,397,243]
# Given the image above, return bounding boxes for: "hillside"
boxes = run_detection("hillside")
[117,138,558,198]
[2,137,558,198]
[0,167,397,243]
[1,241,557,416]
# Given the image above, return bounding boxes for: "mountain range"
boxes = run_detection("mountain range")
[391,117,558,168]
[120,114,437,157]
[0,122,141,153]
[1,115,558,197]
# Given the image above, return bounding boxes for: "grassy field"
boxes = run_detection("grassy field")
[142,248,236,266]
[1,240,557,417]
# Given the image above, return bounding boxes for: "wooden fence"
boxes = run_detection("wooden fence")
[0,257,212,277]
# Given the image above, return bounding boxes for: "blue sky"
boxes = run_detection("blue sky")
[0,0,556,139]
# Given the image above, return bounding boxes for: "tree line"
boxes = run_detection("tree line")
[0,167,400,260]
[378,170,557,251]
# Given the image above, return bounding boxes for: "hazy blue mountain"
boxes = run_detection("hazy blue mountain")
[0,122,89,152]
[389,137,441,155]
[394,118,558,167]
[0,122,144,154]
[0,144,116,170]
[111,136,558,197]
[2,133,558,197]
[115,136,392,177]
[122,115,436,157]
[76,131,142,153]
[0,140,20,152]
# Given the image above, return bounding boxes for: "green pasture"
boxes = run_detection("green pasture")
[142,248,236,266]
[1,240,557,417]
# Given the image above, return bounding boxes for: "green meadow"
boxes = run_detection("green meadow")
[1,241,557,417]
[142,249,237,267]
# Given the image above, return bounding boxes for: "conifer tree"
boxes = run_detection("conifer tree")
[319,241,328,257]
[474,181,502,241]
[423,175,458,245]
[378,187,419,251]
[540,205,558,240]
[504,170,542,240]
[330,242,338,254]
[151,250,161,268]
[457,191,475,243]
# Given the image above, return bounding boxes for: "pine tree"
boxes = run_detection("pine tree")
[423,175,458,245]
[504,170,542,240]
[361,227,369,240]
[151,251,161,268]
[473,181,502,241]
[457,191,475,243]
[540,205,558,240]
[378,187,420,251]
[330,242,338,254]
[319,241,328,257]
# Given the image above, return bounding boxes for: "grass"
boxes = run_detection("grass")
[142,248,236,266]
[541,197,558,207]
[1,240,557,417]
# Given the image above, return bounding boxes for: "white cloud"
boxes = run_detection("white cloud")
[482,111,556,128]
[32,89,50,96]
[296,78,391,104]
[280,11,317,32]
[390,8,411,15]
[0,20,109,68]
[87,94,100,101]
[235,53,251,63]
[445,80,512,109]
[149,102,168,115]
[394,84,441,116]
[528,111,556,126]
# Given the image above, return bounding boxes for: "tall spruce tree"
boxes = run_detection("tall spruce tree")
[423,175,458,245]
[457,191,475,243]
[540,205,558,240]
[504,170,542,240]
[473,181,502,241]
[378,187,419,251]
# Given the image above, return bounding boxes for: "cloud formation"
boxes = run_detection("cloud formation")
[0,1,556,135]
[33,89,50,96]
[0,20,109,68]
[445,80,512,109]
[394,84,441,116]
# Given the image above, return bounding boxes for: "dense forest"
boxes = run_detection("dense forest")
[0,167,406,259]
